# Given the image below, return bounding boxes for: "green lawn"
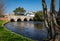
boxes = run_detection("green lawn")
[0,20,35,41]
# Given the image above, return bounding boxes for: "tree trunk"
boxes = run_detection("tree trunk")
[42,0,60,41]
[42,0,52,41]
[50,0,60,41]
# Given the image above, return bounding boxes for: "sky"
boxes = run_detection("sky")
[3,0,59,14]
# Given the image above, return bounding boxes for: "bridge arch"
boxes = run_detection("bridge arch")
[29,18,33,21]
[8,15,34,22]
[10,19,15,22]
[24,18,27,21]
[17,18,21,22]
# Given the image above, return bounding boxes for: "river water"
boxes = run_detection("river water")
[4,21,48,41]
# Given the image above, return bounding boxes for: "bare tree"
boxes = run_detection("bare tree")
[50,0,56,41]
[42,0,52,41]
[0,0,4,17]
[42,0,60,41]
[58,0,60,16]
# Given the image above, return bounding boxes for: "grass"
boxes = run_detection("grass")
[0,20,35,41]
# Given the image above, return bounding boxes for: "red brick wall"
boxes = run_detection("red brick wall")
[0,17,8,21]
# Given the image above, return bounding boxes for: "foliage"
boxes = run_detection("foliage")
[34,11,44,21]
[0,20,35,41]
[13,7,26,15]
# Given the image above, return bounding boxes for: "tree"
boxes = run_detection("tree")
[42,0,52,41]
[52,0,60,41]
[42,0,60,41]
[13,7,26,15]
[57,0,60,25]
[34,11,44,21]
[0,0,4,17]
[50,0,56,41]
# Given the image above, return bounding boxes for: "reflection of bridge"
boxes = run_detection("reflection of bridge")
[7,15,34,21]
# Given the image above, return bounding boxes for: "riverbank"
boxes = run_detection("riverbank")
[0,20,35,41]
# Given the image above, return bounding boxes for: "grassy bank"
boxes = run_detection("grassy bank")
[0,20,35,41]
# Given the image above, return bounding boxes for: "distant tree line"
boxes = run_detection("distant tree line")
[13,7,26,15]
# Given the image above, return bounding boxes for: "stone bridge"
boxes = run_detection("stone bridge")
[7,15,34,22]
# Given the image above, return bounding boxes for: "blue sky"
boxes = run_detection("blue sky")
[4,0,59,14]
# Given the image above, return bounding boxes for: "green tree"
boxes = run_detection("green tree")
[34,11,44,21]
[13,7,26,15]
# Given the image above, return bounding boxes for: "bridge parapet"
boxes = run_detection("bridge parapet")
[7,15,34,21]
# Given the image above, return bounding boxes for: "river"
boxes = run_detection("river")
[4,21,48,41]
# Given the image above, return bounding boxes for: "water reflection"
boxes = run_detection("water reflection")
[34,23,43,30]
[5,21,48,41]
